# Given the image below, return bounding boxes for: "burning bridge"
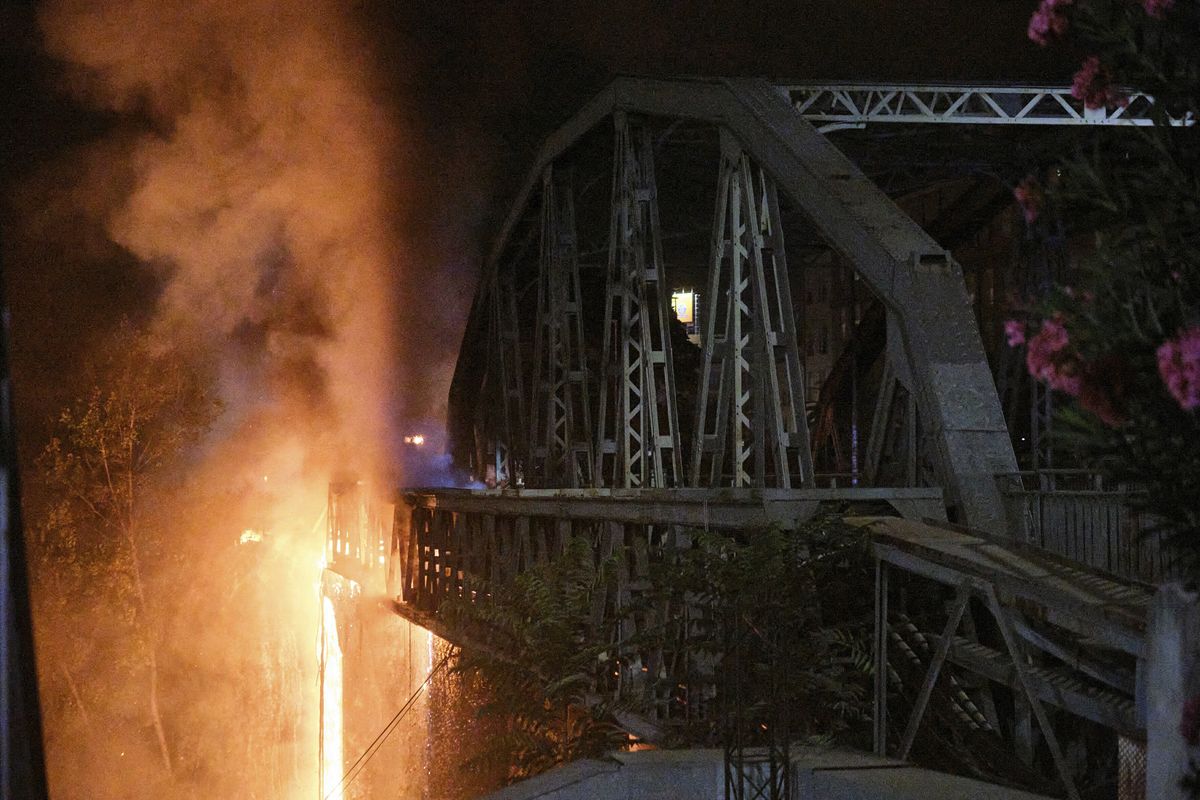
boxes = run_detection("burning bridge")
[375,78,1169,798]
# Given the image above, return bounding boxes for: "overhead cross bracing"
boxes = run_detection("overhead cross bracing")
[786,82,1182,130]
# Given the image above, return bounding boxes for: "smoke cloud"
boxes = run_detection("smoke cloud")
[24,0,434,796]
[39,0,404,480]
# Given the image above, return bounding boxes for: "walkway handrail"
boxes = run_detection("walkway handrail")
[994,471,1173,584]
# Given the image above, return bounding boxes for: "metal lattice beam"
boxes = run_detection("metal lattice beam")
[595,113,683,488]
[529,167,593,487]
[693,131,814,489]
[487,271,525,485]
[785,83,1186,130]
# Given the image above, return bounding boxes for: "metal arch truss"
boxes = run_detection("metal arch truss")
[693,130,814,489]
[595,113,684,489]
[452,76,1020,530]
[863,353,919,487]
[529,166,594,488]
[785,83,1184,131]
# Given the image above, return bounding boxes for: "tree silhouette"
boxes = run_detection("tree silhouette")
[34,322,220,776]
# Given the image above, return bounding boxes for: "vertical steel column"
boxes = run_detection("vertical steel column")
[488,271,526,485]
[873,558,889,755]
[1030,377,1053,472]
[759,171,816,488]
[692,129,814,488]
[529,166,593,487]
[864,359,898,485]
[863,353,920,488]
[595,113,683,488]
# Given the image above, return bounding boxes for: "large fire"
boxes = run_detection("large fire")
[21,0,445,793]
[319,594,345,798]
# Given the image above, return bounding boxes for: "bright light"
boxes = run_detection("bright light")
[671,290,695,324]
[403,434,425,446]
[320,595,344,798]
[239,529,263,545]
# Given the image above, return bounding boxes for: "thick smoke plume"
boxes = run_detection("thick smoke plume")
[39,0,403,479]
[29,0,423,796]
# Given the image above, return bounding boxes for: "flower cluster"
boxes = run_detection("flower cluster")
[1142,0,1174,18]
[1028,0,1073,45]
[1004,319,1026,347]
[1157,326,1200,410]
[1013,176,1045,225]
[1025,318,1082,395]
[1071,56,1129,110]
[1012,316,1129,426]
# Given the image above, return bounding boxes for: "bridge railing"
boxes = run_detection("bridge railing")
[392,487,945,729]
[396,493,709,726]
[326,480,391,590]
[995,470,1176,584]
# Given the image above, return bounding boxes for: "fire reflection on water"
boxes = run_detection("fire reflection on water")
[314,486,437,800]
[319,594,344,799]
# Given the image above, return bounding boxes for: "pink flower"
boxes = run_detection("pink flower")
[1143,0,1173,18]
[1038,318,1069,351]
[1157,327,1200,411]
[1004,320,1026,347]
[1028,0,1072,45]
[1013,176,1044,224]
[1050,370,1083,396]
[1026,318,1081,395]
[1072,56,1129,111]
[1182,695,1200,746]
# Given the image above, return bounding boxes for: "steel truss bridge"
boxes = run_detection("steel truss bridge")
[371,78,1169,799]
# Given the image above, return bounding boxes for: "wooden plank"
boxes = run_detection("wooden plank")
[873,543,1145,656]
[872,526,1149,629]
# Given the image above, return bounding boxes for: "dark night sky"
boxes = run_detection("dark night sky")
[2,0,1075,252]
[376,0,1072,241]
[0,0,1072,446]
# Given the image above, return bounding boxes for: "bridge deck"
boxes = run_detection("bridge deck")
[862,516,1147,797]
[863,516,1149,655]
[390,493,1148,793]
[402,486,946,529]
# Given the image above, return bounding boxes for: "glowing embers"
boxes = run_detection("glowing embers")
[238,529,265,545]
[319,594,344,798]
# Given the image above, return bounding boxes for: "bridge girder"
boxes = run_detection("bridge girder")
[449,76,1018,533]
[785,82,1176,130]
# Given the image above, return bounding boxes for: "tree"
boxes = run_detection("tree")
[34,321,220,777]
[437,515,873,787]
[440,535,629,785]
[1010,0,1200,559]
